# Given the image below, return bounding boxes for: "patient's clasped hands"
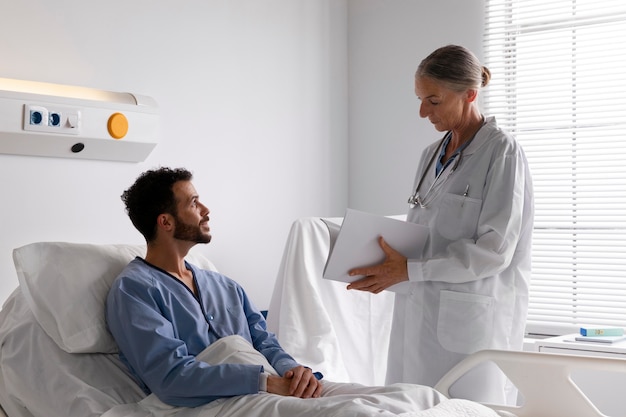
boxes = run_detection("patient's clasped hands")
[267,366,323,398]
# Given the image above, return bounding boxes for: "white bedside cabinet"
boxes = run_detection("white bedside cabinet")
[535,333,626,357]
[534,334,626,417]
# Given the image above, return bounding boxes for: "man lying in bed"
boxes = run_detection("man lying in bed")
[105,167,506,416]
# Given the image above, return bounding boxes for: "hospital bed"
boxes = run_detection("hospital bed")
[267,216,626,417]
[0,218,624,417]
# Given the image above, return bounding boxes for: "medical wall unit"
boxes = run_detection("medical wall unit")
[0,77,158,162]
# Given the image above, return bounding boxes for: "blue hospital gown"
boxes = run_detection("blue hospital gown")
[105,257,300,407]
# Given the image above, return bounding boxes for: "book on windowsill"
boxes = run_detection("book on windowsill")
[574,334,626,344]
[579,326,625,337]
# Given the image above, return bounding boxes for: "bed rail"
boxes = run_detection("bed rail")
[435,349,626,417]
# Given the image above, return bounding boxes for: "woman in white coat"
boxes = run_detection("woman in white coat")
[347,45,534,404]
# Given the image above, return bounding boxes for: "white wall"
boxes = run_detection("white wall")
[0,0,349,309]
[348,0,485,215]
[0,0,484,310]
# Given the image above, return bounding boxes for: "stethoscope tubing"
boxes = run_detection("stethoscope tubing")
[408,131,455,208]
[408,117,485,209]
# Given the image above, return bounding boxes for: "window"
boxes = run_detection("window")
[483,0,626,336]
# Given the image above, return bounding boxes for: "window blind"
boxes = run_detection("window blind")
[483,0,626,336]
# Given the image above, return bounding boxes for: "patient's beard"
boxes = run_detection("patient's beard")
[173,217,211,244]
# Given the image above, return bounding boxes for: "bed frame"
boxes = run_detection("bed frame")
[268,217,626,417]
[3,232,626,417]
[435,348,626,417]
[2,349,624,417]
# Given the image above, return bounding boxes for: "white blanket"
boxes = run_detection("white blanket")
[267,217,396,385]
[102,335,514,417]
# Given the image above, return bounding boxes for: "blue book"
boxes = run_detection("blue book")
[580,326,625,337]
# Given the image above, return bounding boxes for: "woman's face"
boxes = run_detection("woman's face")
[414,76,469,133]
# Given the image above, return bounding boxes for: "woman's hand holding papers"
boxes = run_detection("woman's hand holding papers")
[347,236,408,294]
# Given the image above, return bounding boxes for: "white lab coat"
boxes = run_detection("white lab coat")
[386,116,534,404]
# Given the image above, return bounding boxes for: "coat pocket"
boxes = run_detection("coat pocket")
[435,192,481,241]
[437,290,494,354]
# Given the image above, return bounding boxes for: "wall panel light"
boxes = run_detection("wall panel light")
[0,77,158,162]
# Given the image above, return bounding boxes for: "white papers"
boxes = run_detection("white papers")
[321,209,428,288]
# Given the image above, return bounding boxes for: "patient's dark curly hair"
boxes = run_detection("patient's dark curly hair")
[121,167,193,242]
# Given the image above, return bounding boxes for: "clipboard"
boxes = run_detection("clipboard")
[321,209,428,288]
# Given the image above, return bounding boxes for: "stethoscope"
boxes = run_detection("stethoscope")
[408,117,485,209]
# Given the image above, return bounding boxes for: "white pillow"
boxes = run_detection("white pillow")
[12,242,216,354]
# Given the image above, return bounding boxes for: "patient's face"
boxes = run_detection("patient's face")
[172,180,211,244]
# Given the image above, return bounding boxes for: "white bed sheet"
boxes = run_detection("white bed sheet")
[267,216,396,385]
[101,335,510,417]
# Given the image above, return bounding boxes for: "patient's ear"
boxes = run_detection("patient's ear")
[157,213,175,231]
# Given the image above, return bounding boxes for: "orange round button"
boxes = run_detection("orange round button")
[107,112,129,139]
